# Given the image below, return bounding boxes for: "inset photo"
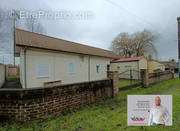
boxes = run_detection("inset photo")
[127,95,172,126]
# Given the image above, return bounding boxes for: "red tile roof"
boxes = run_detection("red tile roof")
[111,56,144,63]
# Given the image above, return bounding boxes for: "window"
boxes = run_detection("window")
[36,64,50,78]
[68,63,75,74]
[96,65,100,74]
[107,64,110,71]
[158,65,163,71]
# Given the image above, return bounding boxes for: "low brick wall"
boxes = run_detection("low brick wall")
[7,66,19,76]
[0,79,113,121]
[141,70,174,87]
[149,71,174,85]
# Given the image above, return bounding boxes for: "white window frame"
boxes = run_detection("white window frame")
[68,62,76,74]
[96,64,100,74]
[158,65,163,71]
[107,64,110,71]
[36,64,51,78]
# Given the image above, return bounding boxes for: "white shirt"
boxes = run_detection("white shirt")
[148,105,170,125]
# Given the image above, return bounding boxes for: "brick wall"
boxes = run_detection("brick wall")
[149,71,174,85]
[141,70,174,87]
[107,71,119,96]
[7,66,19,76]
[0,79,114,121]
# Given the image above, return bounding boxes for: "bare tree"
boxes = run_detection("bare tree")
[24,15,36,32]
[111,32,135,57]
[0,8,14,53]
[25,15,46,34]
[33,22,46,34]
[0,8,9,42]
[111,29,158,58]
[133,30,158,57]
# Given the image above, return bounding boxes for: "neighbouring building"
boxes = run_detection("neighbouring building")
[160,61,178,73]
[110,56,147,80]
[147,60,165,73]
[110,56,167,79]
[15,29,119,88]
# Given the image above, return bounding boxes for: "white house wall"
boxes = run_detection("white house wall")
[139,58,147,70]
[20,48,110,88]
[110,58,148,80]
[110,61,138,79]
[89,56,110,81]
[0,64,5,87]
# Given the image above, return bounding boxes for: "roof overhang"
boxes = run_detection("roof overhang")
[15,28,120,59]
[111,56,144,63]
[111,60,139,63]
[15,46,20,57]
[16,44,120,59]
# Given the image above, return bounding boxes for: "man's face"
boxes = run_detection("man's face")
[155,97,161,106]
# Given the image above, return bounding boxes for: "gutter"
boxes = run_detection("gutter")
[137,61,140,80]
[88,56,90,81]
[4,65,6,81]
[16,44,119,59]
[24,47,28,88]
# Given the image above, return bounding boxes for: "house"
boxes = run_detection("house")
[15,29,119,88]
[0,64,5,88]
[147,60,165,73]
[159,61,178,73]
[110,56,147,80]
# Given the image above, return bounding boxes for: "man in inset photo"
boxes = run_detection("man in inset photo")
[148,96,170,126]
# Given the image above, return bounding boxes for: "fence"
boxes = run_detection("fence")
[0,71,119,122]
[149,71,174,85]
[141,70,174,87]
[118,69,141,80]
[0,64,5,88]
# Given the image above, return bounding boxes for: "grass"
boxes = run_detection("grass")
[7,75,19,81]
[119,79,140,88]
[0,78,180,131]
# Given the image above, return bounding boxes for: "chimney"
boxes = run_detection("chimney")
[177,17,180,77]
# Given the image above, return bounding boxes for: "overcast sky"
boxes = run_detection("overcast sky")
[0,0,180,64]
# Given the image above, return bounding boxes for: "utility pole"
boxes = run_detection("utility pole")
[11,10,19,66]
[30,15,34,32]
[13,11,15,66]
[3,56,4,64]
[177,17,180,78]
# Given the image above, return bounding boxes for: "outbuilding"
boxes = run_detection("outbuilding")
[148,60,165,73]
[110,56,147,80]
[15,29,119,88]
